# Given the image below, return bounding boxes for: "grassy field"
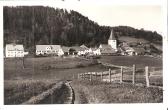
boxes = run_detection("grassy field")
[99,56,162,86]
[72,80,163,103]
[119,36,149,43]
[4,57,107,104]
[99,56,162,68]
[4,56,163,104]
[4,79,57,104]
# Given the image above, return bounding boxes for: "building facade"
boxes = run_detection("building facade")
[5,44,24,57]
[36,45,64,56]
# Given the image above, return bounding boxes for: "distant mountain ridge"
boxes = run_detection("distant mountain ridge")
[3,6,162,53]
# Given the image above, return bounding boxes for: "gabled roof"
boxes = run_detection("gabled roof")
[80,44,88,49]
[62,46,70,52]
[70,46,85,51]
[36,45,62,51]
[109,29,116,40]
[132,47,145,53]
[91,48,99,51]
[6,44,24,51]
[99,44,111,49]
[123,46,134,52]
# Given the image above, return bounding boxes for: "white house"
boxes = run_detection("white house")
[36,45,64,56]
[124,46,135,56]
[91,48,101,55]
[5,44,24,57]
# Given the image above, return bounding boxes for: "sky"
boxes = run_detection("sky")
[1,0,165,35]
[44,1,163,35]
[71,5,162,33]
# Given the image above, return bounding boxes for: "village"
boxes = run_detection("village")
[5,29,151,58]
[3,5,163,105]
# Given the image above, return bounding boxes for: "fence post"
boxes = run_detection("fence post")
[145,66,150,87]
[109,69,111,83]
[81,73,83,80]
[95,72,97,80]
[83,73,85,80]
[90,72,92,82]
[101,72,103,81]
[120,66,123,83]
[132,64,136,85]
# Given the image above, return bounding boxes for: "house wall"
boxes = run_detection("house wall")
[6,50,24,57]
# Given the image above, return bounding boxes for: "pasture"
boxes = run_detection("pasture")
[4,55,163,104]
[99,56,162,68]
[4,57,106,104]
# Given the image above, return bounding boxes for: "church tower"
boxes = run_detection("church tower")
[108,29,117,50]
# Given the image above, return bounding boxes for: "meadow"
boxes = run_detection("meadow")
[4,55,163,104]
[4,57,106,104]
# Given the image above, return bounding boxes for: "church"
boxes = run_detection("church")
[99,29,117,55]
[108,29,117,50]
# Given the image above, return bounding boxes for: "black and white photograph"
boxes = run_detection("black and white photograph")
[0,0,167,109]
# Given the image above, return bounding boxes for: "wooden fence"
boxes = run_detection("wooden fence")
[77,63,162,88]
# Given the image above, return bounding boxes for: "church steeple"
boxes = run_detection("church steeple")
[109,29,116,40]
[108,29,117,50]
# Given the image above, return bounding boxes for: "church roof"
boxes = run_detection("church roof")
[109,29,116,40]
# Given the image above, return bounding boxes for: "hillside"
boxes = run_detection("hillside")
[3,6,162,53]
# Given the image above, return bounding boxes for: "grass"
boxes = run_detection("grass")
[4,57,107,104]
[4,57,106,80]
[119,36,149,43]
[99,56,162,68]
[4,56,163,104]
[72,80,163,103]
[4,79,57,104]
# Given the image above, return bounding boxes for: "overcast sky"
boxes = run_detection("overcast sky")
[2,0,165,35]
[57,5,162,35]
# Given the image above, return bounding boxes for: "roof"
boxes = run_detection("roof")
[109,29,116,40]
[132,47,145,53]
[99,44,112,49]
[80,44,88,49]
[62,46,70,52]
[124,46,134,52]
[70,46,86,51]
[99,44,116,54]
[36,45,62,51]
[6,44,24,51]
[91,48,99,51]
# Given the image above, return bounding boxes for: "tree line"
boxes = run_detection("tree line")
[3,6,162,53]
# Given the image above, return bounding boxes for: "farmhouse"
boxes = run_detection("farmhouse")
[90,48,101,55]
[132,47,145,55]
[36,45,64,56]
[122,46,135,56]
[80,44,88,49]
[69,46,86,55]
[5,44,25,57]
[62,46,70,55]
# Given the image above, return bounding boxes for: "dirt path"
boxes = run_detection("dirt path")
[22,81,75,104]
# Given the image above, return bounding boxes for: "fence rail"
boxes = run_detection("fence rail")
[76,62,162,89]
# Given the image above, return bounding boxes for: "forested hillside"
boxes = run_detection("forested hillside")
[3,6,162,52]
